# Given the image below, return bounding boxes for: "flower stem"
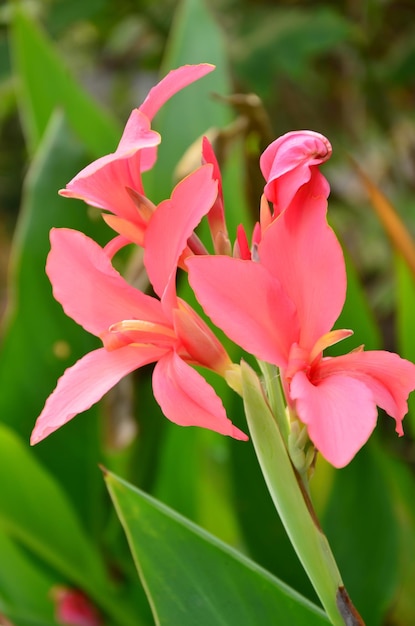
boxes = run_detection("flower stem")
[241,360,364,626]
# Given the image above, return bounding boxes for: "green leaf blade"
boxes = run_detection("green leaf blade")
[106,470,330,626]
[10,8,119,155]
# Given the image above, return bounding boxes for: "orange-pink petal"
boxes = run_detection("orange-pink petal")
[60,110,160,221]
[144,165,217,297]
[258,196,346,351]
[31,345,165,445]
[47,229,168,336]
[187,255,299,365]
[290,370,378,468]
[152,352,248,440]
[316,350,415,435]
[139,64,215,121]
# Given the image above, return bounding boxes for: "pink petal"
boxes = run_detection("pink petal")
[258,197,346,351]
[202,136,227,243]
[52,587,102,626]
[152,352,248,440]
[139,64,215,121]
[31,345,165,444]
[317,350,415,435]
[60,110,160,221]
[187,255,299,365]
[290,370,378,468]
[260,131,332,212]
[47,229,167,336]
[144,165,217,297]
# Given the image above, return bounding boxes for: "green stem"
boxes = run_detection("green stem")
[241,360,364,626]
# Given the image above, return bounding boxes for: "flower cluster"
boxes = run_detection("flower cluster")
[32,64,415,469]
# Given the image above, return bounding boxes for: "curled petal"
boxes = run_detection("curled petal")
[139,64,215,171]
[31,346,165,444]
[260,130,332,213]
[139,64,215,121]
[47,229,167,336]
[187,255,299,366]
[290,370,378,468]
[316,350,415,435]
[144,165,217,297]
[152,352,247,440]
[60,110,160,221]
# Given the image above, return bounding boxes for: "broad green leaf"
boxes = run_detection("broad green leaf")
[395,255,415,435]
[0,423,106,591]
[10,8,119,155]
[105,470,330,626]
[379,451,415,625]
[396,256,415,359]
[0,423,149,626]
[0,529,55,625]
[321,440,399,626]
[0,110,110,530]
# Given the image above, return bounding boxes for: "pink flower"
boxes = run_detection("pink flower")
[31,165,246,445]
[59,64,215,244]
[187,190,415,467]
[52,587,102,626]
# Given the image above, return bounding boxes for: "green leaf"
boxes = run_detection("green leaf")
[395,255,415,435]
[321,440,399,626]
[105,470,330,626]
[0,529,55,625]
[10,8,119,155]
[0,423,107,593]
[379,452,415,625]
[0,423,150,626]
[0,110,110,529]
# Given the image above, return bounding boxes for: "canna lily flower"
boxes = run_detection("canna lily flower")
[30,228,246,445]
[59,64,215,243]
[31,164,246,445]
[187,192,415,468]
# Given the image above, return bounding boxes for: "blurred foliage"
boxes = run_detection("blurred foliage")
[1,0,415,624]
